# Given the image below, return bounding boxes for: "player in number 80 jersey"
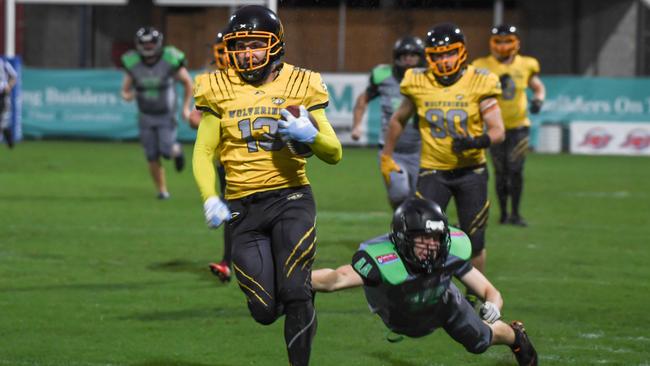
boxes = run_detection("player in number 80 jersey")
[380,23,505,302]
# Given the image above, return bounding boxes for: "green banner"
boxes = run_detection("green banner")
[530,76,650,147]
[22,68,197,141]
[21,69,650,148]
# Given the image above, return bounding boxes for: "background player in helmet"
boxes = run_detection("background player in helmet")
[351,36,425,208]
[121,27,193,200]
[472,25,546,227]
[380,23,505,298]
[311,198,538,366]
[192,6,342,365]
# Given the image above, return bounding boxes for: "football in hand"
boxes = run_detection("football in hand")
[281,105,319,158]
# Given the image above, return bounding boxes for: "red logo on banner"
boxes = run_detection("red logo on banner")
[579,128,612,149]
[620,128,650,150]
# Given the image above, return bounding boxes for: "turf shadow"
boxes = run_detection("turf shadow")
[147,259,226,283]
[131,359,230,366]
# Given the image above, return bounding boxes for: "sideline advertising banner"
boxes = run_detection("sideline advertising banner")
[320,73,380,146]
[530,77,650,150]
[21,68,198,141]
[570,122,650,156]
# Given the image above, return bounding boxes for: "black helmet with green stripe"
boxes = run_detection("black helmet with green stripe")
[390,198,451,274]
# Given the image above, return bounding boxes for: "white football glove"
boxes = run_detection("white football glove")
[278,105,318,144]
[480,301,501,324]
[203,196,231,229]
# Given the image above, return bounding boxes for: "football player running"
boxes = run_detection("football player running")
[472,25,546,227]
[121,27,192,200]
[351,36,425,208]
[311,198,538,366]
[381,23,505,305]
[192,6,342,366]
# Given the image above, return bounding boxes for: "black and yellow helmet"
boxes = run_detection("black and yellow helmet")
[490,24,520,60]
[213,27,229,70]
[223,5,285,83]
[424,23,468,86]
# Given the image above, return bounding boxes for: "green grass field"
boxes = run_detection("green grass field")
[1,141,649,366]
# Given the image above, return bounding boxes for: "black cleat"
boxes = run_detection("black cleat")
[499,213,509,224]
[157,192,171,200]
[510,321,538,366]
[508,215,528,227]
[174,153,185,172]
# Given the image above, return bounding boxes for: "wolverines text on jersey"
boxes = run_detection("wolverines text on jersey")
[193,63,329,199]
[472,55,540,129]
[400,65,501,170]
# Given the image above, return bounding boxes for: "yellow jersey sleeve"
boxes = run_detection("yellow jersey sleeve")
[477,69,502,100]
[525,56,540,76]
[470,56,489,70]
[192,112,221,202]
[310,108,342,164]
[304,72,329,111]
[399,67,419,97]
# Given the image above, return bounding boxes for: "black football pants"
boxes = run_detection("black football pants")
[227,185,317,366]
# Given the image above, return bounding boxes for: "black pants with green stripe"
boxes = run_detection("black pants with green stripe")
[227,185,317,366]
[490,126,529,219]
[417,165,489,257]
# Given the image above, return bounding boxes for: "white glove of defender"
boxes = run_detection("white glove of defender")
[480,301,501,324]
[203,196,231,229]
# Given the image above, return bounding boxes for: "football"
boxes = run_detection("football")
[281,105,319,158]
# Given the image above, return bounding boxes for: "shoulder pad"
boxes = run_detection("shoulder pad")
[362,241,409,285]
[448,226,472,260]
[162,46,186,67]
[121,50,140,70]
[371,64,393,84]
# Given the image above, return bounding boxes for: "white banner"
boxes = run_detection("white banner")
[570,121,650,155]
[321,73,369,146]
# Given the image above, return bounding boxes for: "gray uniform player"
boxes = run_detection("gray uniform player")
[352,37,424,208]
[311,198,538,366]
[121,27,193,199]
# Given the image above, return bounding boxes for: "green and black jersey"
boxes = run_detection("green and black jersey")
[351,227,472,337]
[121,46,186,116]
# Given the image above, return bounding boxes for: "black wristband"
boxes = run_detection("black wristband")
[474,134,491,149]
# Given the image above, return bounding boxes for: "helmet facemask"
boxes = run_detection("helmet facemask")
[425,42,468,86]
[490,34,520,60]
[392,218,451,274]
[135,28,163,59]
[224,30,283,83]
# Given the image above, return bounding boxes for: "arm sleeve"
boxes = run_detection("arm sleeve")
[192,107,221,202]
[310,108,342,164]
[453,260,473,278]
[351,250,382,287]
[365,74,380,100]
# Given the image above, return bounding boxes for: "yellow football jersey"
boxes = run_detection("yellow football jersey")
[400,65,501,170]
[193,63,330,200]
[472,55,540,129]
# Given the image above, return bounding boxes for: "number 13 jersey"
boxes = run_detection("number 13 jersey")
[400,65,501,170]
[193,63,329,199]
